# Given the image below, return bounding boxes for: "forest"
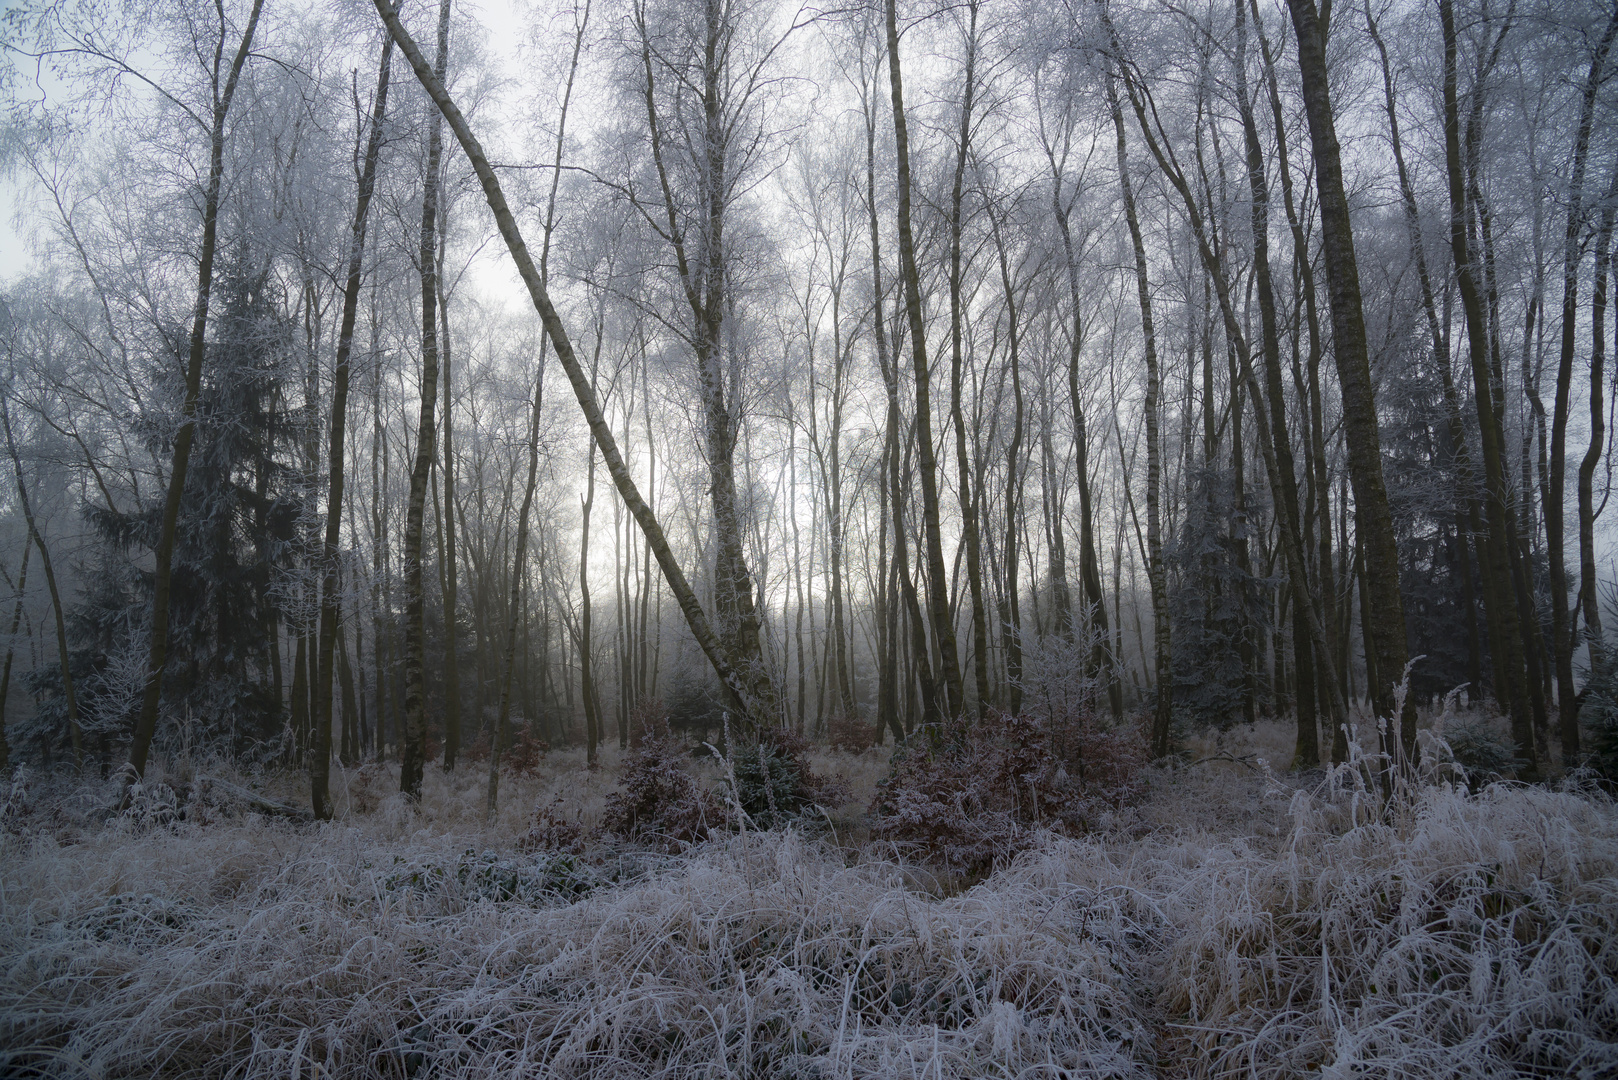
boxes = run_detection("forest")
[1,0,1616,1076]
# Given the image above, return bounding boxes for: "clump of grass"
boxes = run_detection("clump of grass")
[1165,780,1618,1078]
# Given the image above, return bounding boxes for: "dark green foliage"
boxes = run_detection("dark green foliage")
[726,727,847,830]
[1437,712,1523,788]
[33,257,302,762]
[1166,467,1268,730]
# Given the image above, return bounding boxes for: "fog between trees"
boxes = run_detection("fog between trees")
[3,0,1617,808]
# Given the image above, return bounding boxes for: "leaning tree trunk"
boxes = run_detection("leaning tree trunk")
[372,0,761,728]
[126,0,265,783]
[1285,0,1414,756]
[311,34,393,819]
[399,0,451,801]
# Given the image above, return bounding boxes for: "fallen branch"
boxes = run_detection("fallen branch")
[191,776,313,822]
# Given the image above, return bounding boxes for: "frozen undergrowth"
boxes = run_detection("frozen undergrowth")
[1,752,1614,1078]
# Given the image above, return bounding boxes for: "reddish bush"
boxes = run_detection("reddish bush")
[828,714,876,754]
[517,795,591,855]
[458,728,492,763]
[602,706,730,852]
[870,708,1146,876]
[502,724,550,776]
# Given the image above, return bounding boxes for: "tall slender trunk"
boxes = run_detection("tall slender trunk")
[790,397,808,732]
[989,208,1027,717]
[1440,0,1537,776]
[947,0,989,716]
[439,255,462,768]
[1578,162,1617,681]
[399,0,451,800]
[485,344,551,815]
[3,404,79,765]
[886,0,963,719]
[1551,10,1618,760]
[1284,0,1412,753]
[1235,1,1314,765]
[1105,68,1170,755]
[580,442,600,768]
[312,35,393,818]
[862,36,914,740]
[127,0,265,781]
[0,541,29,770]
[1051,167,1121,719]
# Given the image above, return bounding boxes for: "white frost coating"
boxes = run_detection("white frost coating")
[1,748,1614,1078]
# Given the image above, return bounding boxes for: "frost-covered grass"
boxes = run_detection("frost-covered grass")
[1,732,1614,1079]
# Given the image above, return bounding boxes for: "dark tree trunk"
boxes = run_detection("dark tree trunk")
[1551,11,1618,761]
[1105,68,1170,756]
[1285,0,1413,754]
[1439,0,1538,776]
[1235,0,1315,766]
[312,35,392,818]
[399,0,451,801]
[886,0,963,719]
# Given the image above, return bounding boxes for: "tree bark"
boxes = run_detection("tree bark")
[1235,0,1315,766]
[1284,0,1413,756]
[1551,10,1618,762]
[946,0,990,716]
[1104,67,1170,756]
[439,257,461,768]
[886,0,964,719]
[1579,162,1618,700]
[399,0,451,801]
[1439,0,1538,776]
[312,34,393,818]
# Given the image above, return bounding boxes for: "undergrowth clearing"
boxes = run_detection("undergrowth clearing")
[1,722,1615,1078]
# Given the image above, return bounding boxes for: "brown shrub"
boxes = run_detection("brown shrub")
[870,708,1146,876]
[501,725,549,777]
[828,714,876,754]
[602,705,730,852]
[517,795,591,855]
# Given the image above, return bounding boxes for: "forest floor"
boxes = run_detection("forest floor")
[1,714,1615,1079]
